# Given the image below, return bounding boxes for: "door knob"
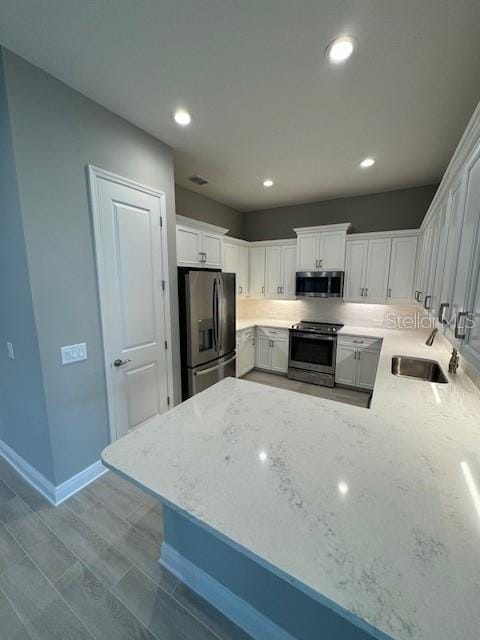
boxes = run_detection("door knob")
[113,358,131,368]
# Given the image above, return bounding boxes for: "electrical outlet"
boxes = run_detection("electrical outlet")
[6,342,14,360]
[61,343,87,365]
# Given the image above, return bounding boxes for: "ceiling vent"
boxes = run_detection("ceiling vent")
[188,175,208,186]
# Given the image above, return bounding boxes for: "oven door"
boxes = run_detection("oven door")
[288,331,337,374]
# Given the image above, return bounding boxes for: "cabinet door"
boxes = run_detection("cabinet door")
[364,239,391,302]
[355,348,380,390]
[344,240,368,301]
[448,151,480,346]
[202,232,223,268]
[224,243,238,274]
[176,225,202,266]
[250,247,266,296]
[417,225,433,304]
[440,178,466,331]
[387,236,418,303]
[423,217,442,315]
[320,231,346,270]
[238,246,249,295]
[271,338,289,373]
[335,344,357,386]
[255,334,272,370]
[296,234,318,270]
[430,207,449,321]
[265,246,282,298]
[281,245,296,297]
[236,337,242,377]
[245,335,255,373]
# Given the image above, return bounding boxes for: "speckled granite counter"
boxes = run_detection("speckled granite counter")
[102,325,480,640]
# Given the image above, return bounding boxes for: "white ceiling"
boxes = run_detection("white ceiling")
[1,0,479,211]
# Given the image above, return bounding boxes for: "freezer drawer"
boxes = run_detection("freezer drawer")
[187,351,236,397]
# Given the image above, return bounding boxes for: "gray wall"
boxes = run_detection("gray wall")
[243,184,438,241]
[2,49,180,484]
[175,185,244,239]
[0,51,55,481]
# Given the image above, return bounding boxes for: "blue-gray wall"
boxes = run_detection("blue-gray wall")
[243,184,438,241]
[175,185,245,239]
[0,50,54,481]
[1,48,180,484]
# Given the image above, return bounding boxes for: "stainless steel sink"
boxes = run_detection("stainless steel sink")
[391,356,448,383]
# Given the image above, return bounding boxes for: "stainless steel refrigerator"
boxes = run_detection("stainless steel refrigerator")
[178,268,236,400]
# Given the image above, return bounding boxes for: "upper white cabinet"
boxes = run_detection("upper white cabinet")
[294,224,351,271]
[249,246,266,296]
[249,241,296,299]
[344,232,419,303]
[176,216,227,268]
[265,244,296,298]
[224,239,249,296]
[388,236,418,303]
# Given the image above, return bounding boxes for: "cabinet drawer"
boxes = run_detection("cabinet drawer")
[337,335,382,350]
[237,328,255,342]
[256,327,289,340]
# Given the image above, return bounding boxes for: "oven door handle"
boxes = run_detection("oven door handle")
[291,332,337,341]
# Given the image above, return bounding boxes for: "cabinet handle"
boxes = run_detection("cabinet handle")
[204,252,207,263]
[364,288,368,297]
[424,295,432,310]
[280,286,284,294]
[387,288,392,298]
[414,290,419,301]
[357,351,360,361]
[360,288,364,297]
[239,286,243,294]
[319,258,322,267]
[262,285,265,294]
[438,302,449,325]
[315,259,318,268]
[417,291,423,302]
[352,340,364,344]
[454,311,469,340]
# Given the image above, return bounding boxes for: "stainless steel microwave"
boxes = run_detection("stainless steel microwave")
[295,271,344,298]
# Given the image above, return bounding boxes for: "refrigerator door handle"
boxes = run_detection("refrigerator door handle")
[213,277,219,351]
[217,276,224,352]
[194,354,237,377]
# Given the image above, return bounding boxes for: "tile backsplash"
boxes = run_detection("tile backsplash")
[237,298,428,330]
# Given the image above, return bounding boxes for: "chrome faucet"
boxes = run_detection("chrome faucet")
[425,328,439,346]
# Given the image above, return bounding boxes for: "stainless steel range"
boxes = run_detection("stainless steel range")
[288,320,344,388]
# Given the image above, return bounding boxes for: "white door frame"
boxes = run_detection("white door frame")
[87,165,175,443]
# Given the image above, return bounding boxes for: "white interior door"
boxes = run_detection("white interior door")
[91,168,171,440]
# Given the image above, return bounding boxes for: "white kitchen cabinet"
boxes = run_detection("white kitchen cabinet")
[255,327,289,373]
[345,232,418,303]
[294,224,351,271]
[176,224,202,267]
[344,237,390,302]
[250,246,266,296]
[335,335,381,390]
[176,216,227,268]
[236,328,255,377]
[447,148,480,347]
[438,177,467,331]
[387,236,418,303]
[264,244,296,299]
[224,241,249,296]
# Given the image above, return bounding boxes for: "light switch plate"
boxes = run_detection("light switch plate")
[61,343,87,365]
[6,342,14,360]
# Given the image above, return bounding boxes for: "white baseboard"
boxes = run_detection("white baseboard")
[0,439,107,506]
[160,542,294,640]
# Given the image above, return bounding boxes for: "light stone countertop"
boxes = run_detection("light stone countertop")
[236,317,297,331]
[102,325,480,640]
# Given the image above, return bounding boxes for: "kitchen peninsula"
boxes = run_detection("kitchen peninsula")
[102,325,480,640]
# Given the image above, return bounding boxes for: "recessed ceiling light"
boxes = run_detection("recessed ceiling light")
[360,157,375,168]
[173,109,192,126]
[263,179,274,187]
[325,36,357,64]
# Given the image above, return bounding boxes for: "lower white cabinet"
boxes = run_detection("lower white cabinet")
[236,328,255,377]
[255,327,289,373]
[335,335,382,390]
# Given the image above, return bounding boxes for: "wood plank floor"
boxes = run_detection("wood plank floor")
[0,457,252,640]
[243,369,371,408]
